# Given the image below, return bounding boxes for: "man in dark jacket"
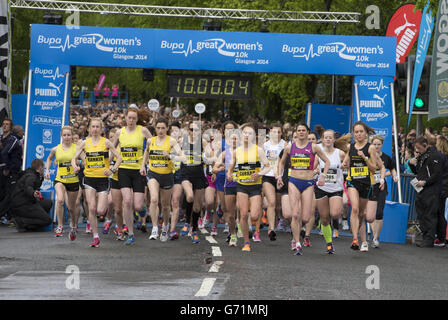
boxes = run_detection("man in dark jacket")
[10,159,52,232]
[409,136,444,247]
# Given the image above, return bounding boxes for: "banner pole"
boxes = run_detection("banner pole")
[22,69,33,171]
[390,82,402,203]
[354,82,360,121]
[60,71,70,143]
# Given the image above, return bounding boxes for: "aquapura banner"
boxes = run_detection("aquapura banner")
[30,24,396,77]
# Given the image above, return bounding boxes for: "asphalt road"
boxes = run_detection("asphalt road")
[0,223,447,301]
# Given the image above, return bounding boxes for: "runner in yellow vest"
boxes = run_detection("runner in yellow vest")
[72,118,121,248]
[45,126,80,240]
[226,123,271,252]
[111,107,152,245]
[141,117,183,242]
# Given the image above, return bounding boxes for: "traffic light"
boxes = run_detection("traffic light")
[395,55,415,98]
[413,56,431,114]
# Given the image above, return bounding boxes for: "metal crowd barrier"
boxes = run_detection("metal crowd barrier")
[388,173,417,222]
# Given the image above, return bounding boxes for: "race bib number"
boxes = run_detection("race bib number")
[291,157,310,170]
[350,166,369,178]
[149,150,169,168]
[324,169,337,184]
[59,162,76,179]
[374,170,381,184]
[86,152,106,169]
[121,147,138,164]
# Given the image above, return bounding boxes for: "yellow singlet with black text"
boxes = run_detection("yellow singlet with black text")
[84,137,109,178]
[118,125,144,170]
[346,143,374,185]
[236,144,261,186]
[55,143,79,184]
[148,136,173,174]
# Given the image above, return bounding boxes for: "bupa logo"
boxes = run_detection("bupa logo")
[34,67,65,80]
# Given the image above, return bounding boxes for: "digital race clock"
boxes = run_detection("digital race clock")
[167,74,251,99]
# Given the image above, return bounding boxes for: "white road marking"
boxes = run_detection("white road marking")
[208,261,224,273]
[212,246,222,257]
[206,236,217,244]
[200,228,209,234]
[195,277,216,297]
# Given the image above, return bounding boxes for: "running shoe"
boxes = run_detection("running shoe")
[125,235,135,245]
[242,242,251,252]
[217,205,224,219]
[136,221,142,230]
[160,230,169,242]
[140,224,147,233]
[1,216,8,224]
[113,225,120,236]
[223,223,230,234]
[116,232,126,241]
[303,236,311,247]
[237,224,243,238]
[229,235,237,247]
[122,225,129,235]
[85,222,91,234]
[291,240,297,251]
[333,229,339,238]
[275,219,286,232]
[372,238,380,248]
[300,228,306,239]
[360,241,369,252]
[98,215,105,223]
[262,210,268,225]
[268,230,276,241]
[350,238,360,250]
[211,226,218,236]
[326,242,335,254]
[342,220,349,231]
[169,231,179,240]
[203,212,211,228]
[180,224,190,236]
[226,233,231,243]
[434,239,446,247]
[252,231,261,242]
[285,226,292,233]
[55,225,63,237]
[192,232,200,244]
[149,227,159,240]
[69,228,77,241]
[90,237,100,248]
[103,220,112,234]
[198,218,203,229]
[295,242,303,255]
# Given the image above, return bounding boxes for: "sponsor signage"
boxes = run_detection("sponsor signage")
[429,0,448,119]
[25,64,69,190]
[353,76,394,155]
[30,24,396,76]
[386,4,422,64]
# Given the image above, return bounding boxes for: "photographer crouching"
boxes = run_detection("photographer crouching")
[9,159,53,232]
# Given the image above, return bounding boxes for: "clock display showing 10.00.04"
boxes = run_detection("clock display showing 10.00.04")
[167,74,252,99]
